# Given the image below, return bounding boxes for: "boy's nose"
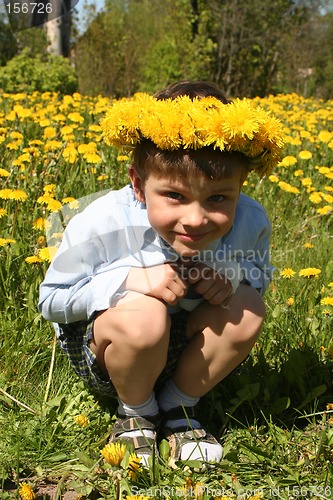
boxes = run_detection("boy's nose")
[180,204,208,228]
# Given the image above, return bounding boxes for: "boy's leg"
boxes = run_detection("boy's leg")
[90,293,170,464]
[173,283,265,397]
[91,292,170,405]
[159,284,265,461]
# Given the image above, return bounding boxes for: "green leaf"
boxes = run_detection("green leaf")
[269,396,291,414]
[236,383,260,401]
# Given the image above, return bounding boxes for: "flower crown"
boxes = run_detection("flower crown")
[101,93,285,175]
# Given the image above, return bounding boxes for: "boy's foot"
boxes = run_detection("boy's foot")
[109,414,159,466]
[161,407,223,462]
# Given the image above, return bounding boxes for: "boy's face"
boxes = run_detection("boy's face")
[130,167,244,257]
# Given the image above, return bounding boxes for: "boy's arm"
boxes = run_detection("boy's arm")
[38,212,134,324]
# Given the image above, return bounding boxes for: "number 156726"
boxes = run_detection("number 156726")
[6,3,53,14]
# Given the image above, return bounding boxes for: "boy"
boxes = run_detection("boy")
[39,81,284,465]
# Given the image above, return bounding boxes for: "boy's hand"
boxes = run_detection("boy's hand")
[125,263,188,305]
[187,262,232,305]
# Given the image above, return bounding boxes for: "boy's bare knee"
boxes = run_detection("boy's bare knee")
[94,294,170,350]
[230,286,265,344]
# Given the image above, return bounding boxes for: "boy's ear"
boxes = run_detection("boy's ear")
[129,166,146,203]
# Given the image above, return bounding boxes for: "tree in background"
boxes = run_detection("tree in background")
[75,0,333,98]
[0,18,17,66]
[1,0,333,98]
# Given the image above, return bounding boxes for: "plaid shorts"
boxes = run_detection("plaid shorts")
[57,310,189,399]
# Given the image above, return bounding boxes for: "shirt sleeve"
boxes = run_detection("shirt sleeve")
[236,219,274,294]
[38,207,132,324]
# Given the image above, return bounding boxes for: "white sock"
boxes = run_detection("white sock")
[117,393,159,417]
[158,379,200,412]
[117,394,159,466]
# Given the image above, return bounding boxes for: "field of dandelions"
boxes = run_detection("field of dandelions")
[0,91,332,499]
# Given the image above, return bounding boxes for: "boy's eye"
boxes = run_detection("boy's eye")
[208,194,225,202]
[166,191,184,200]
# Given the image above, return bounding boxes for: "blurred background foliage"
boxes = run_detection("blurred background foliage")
[1,0,333,99]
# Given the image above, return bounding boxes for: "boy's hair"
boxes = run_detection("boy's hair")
[132,81,250,182]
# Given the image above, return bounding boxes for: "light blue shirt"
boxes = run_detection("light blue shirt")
[38,185,274,324]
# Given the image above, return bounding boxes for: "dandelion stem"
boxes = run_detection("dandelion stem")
[44,330,57,404]
[0,387,38,414]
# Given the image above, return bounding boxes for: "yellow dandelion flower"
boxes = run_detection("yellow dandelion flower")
[0,208,7,218]
[37,194,52,205]
[1,189,28,201]
[317,205,332,215]
[125,496,151,500]
[0,238,16,246]
[269,174,279,182]
[29,139,43,146]
[100,442,126,466]
[322,193,333,203]
[318,166,331,175]
[84,152,102,163]
[97,174,108,181]
[39,118,51,127]
[294,169,304,177]
[63,147,78,163]
[33,218,51,231]
[321,297,333,307]
[278,181,300,194]
[325,185,333,192]
[328,282,333,288]
[25,255,42,264]
[78,142,97,154]
[0,168,10,177]
[37,236,46,245]
[286,297,295,306]
[10,130,23,139]
[54,113,66,122]
[74,414,89,427]
[18,482,36,500]
[68,112,84,123]
[299,150,312,160]
[43,140,63,152]
[301,177,312,187]
[303,242,314,249]
[127,452,141,480]
[60,125,74,136]
[280,267,296,278]
[38,246,58,262]
[0,189,13,199]
[89,124,102,132]
[279,155,297,167]
[7,141,21,150]
[309,192,322,204]
[43,127,57,139]
[299,267,321,278]
[46,199,63,212]
[318,130,332,143]
[117,155,130,162]
[62,197,79,209]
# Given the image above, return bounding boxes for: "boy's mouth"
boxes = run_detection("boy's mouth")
[174,232,210,242]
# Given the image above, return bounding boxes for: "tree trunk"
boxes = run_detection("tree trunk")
[30,0,71,56]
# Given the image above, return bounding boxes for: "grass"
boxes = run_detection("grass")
[0,91,332,499]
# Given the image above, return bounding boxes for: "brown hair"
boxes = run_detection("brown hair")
[132,81,250,182]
